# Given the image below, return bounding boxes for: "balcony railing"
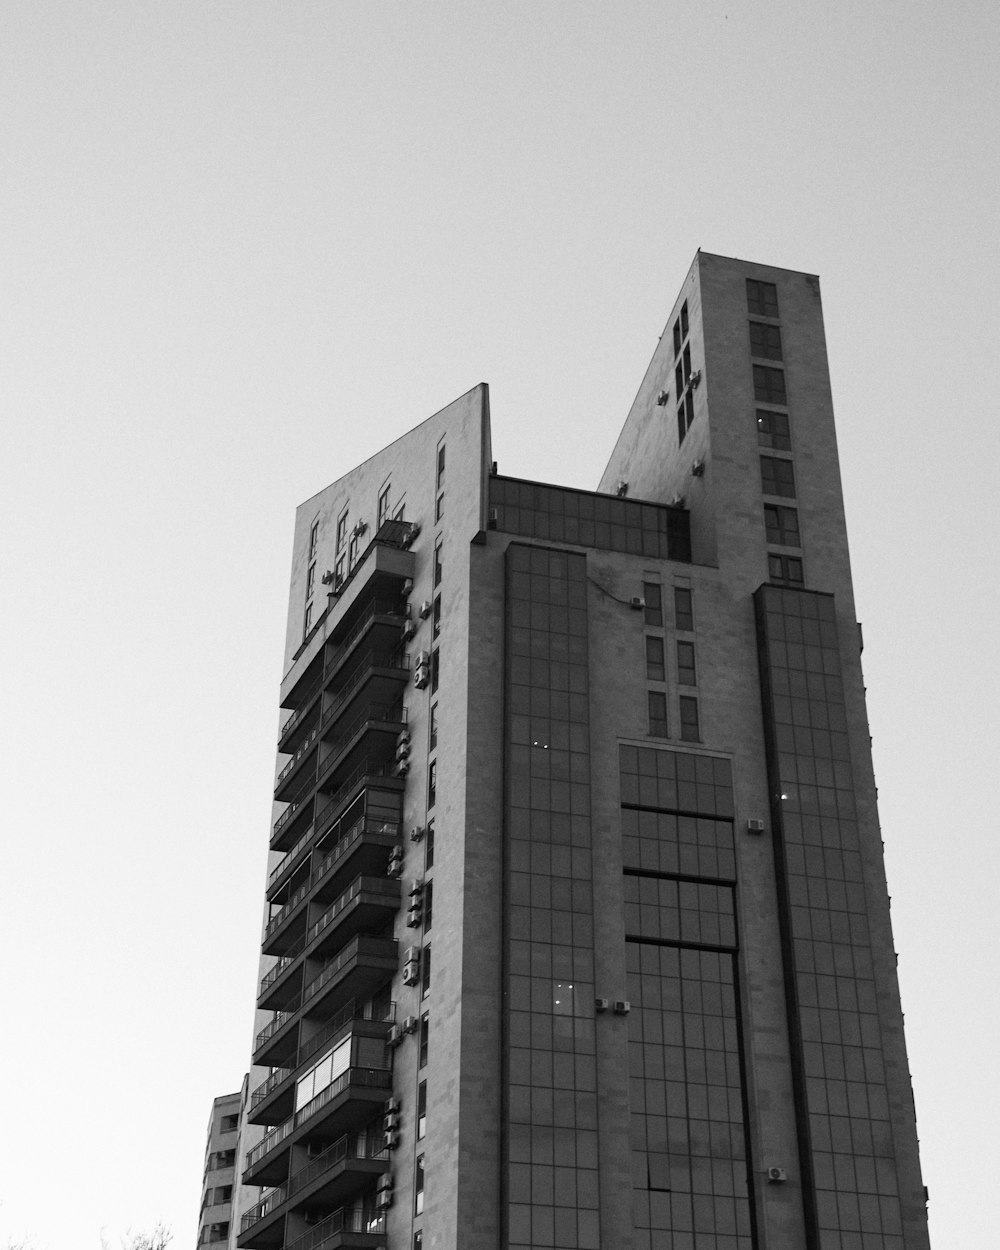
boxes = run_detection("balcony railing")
[286,1129,388,1203]
[280,676,324,740]
[259,938,306,997]
[240,1184,288,1231]
[268,824,317,889]
[284,1207,386,1250]
[273,793,311,839]
[301,936,397,1008]
[264,881,310,941]
[328,599,405,671]
[313,816,399,888]
[325,701,405,759]
[250,1066,292,1110]
[254,1008,297,1052]
[323,652,409,728]
[275,725,320,790]
[307,877,399,949]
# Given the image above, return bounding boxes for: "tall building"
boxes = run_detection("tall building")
[231,252,930,1250]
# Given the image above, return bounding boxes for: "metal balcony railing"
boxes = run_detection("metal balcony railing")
[284,1207,386,1250]
[249,1066,292,1110]
[307,877,399,949]
[263,881,310,941]
[259,938,306,997]
[239,1184,288,1231]
[312,760,397,838]
[301,935,397,1008]
[254,1007,298,1052]
[275,725,320,789]
[323,653,409,728]
[325,702,405,759]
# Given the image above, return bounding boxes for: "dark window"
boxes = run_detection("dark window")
[435,493,444,522]
[677,640,697,686]
[419,1013,429,1067]
[309,520,319,558]
[427,760,437,808]
[673,319,682,357]
[421,946,431,998]
[764,503,800,546]
[677,390,695,446]
[768,553,805,584]
[682,343,692,384]
[417,1080,427,1139]
[423,881,433,932]
[756,409,791,450]
[306,563,315,597]
[425,820,435,870]
[432,595,441,639]
[348,530,359,567]
[680,300,689,338]
[749,321,783,360]
[303,601,313,638]
[753,364,787,405]
[429,704,438,750]
[393,501,406,522]
[219,1115,239,1133]
[760,456,796,498]
[677,404,688,446]
[336,511,348,551]
[746,278,779,317]
[378,484,391,526]
[431,648,440,694]
[436,444,446,489]
[674,586,693,631]
[643,582,662,627]
[215,1185,233,1203]
[679,695,700,741]
[648,690,668,737]
[415,1154,425,1214]
[414,1234,423,1250]
[433,539,442,588]
[334,554,345,588]
[675,362,684,397]
[645,636,665,682]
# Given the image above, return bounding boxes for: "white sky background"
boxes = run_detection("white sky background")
[1,1,997,1245]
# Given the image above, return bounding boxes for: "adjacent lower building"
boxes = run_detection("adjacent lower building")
[198,1080,247,1247]
[221,251,930,1250]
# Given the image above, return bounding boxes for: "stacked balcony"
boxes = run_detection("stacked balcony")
[244,527,417,1249]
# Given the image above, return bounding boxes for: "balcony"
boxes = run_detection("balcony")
[325,599,408,679]
[237,1133,389,1249]
[312,764,404,847]
[243,1068,392,1188]
[275,726,320,802]
[249,1000,395,1128]
[305,877,401,962]
[272,792,316,853]
[311,818,400,906]
[262,881,311,957]
[267,824,317,901]
[285,1208,386,1250]
[253,1007,301,1069]
[300,936,398,1023]
[321,653,410,741]
[258,942,306,1012]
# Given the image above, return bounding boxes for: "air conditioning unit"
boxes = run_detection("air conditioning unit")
[408,879,424,897]
[656,389,669,406]
[353,521,368,538]
[393,759,410,777]
[387,848,403,879]
[375,1189,393,1209]
[401,619,416,640]
[401,523,420,548]
[414,651,431,669]
[383,1130,400,1150]
[615,480,629,497]
[691,458,705,477]
[669,494,686,508]
[688,368,702,390]
[410,824,426,842]
[629,596,645,611]
[613,1000,631,1015]
[406,906,422,928]
[403,946,420,965]
[376,1171,394,1190]
[386,1025,403,1047]
[401,578,414,597]
[395,741,411,761]
[402,1015,419,1034]
[385,1097,401,1113]
[402,958,421,986]
[747,819,766,834]
[767,1167,787,1184]
[384,1107,400,1131]
[419,600,432,619]
[321,569,335,585]
[413,669,429,689]
[595,997,610,1012]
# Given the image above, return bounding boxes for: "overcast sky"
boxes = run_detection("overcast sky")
[2,2,998,1247]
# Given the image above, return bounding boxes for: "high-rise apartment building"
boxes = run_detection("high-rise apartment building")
[229,252,930,1250]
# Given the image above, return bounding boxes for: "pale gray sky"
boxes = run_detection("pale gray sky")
[2,2,997,1246]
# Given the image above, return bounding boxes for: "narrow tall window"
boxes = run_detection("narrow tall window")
[417,1081,427,1140]
[419,1013,430,1067]
[378,484,391,526]
[306,563,316,597]
[436,443,446,489]
[303,601,313,638]
[427,760,437,808]
[415,1154,425,1215]
[674,587,693,631]
[309,520,319,558]
[431,649,440,694]
[429,703,438,750]
[336,511,348,551]
[643,582,662,627]
[672,318,682,357]
[432,595,441,639]
[425,820,435,870]
[746,278,779,317]
[682,343,692,384]
[680,300,689,338]
[679,695,700,741]
[648,690,668,737]
[677,640,697,686]
[421,947,431,998]
[423,881,433,932]
[645,636,665,682]
[435,493,444,522]
[433,538,443,588]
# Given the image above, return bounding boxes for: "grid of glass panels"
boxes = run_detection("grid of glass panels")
[755,586,906,1249]
[620,747,755,1250]
[490,476,691,563]
[504,544,600,1250]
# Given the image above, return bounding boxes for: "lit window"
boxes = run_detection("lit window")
[679,695,700,741]
[648,690,667,737]
[645,636,665,682]
[746,278,779,317]
[760,456,796,498]
[677,640,696,686]
[749,321,783,360]
[764,503,800,547]
[643,582,662,627]
[756,409,791,450]
[674,587,693,631]
[753,365,787,405]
